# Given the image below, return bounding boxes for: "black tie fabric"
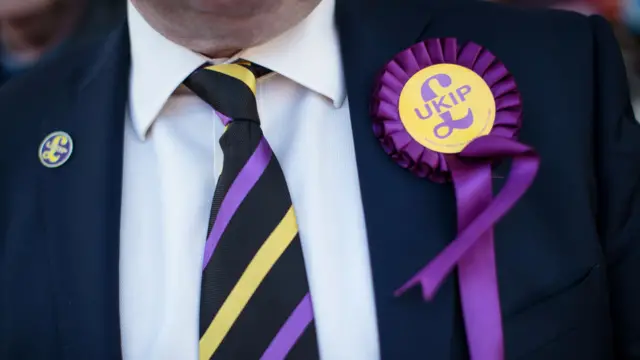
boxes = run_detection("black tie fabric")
[184,61,320,360]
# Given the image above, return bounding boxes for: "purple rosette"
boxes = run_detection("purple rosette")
[371,38,540,360]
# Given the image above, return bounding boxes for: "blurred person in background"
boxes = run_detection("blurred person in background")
[0,0,124,86]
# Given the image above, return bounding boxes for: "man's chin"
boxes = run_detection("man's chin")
[186,0,271,18]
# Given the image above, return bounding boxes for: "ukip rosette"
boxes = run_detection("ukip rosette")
[371,38,540,360]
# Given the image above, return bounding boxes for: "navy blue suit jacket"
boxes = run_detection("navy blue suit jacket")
[2,0,640,359]
[0,67,8,87]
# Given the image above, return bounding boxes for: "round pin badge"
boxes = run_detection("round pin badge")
[398,63,496,154]
[39,131,73,168]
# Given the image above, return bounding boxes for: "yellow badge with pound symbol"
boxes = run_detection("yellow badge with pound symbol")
[39,131,73,168]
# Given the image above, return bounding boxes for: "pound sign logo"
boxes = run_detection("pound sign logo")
[417,73,474,139]
[39,131,74,168]
[398,64,496,154]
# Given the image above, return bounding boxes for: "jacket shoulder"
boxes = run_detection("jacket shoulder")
[462,1,592,24]
[0,33,116,167]
[0,39,100,114]
[437,1,595,41]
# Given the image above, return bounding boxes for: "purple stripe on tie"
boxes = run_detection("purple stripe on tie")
[202,137,272,270]
[260,293,314,360]
[215,111,232,126]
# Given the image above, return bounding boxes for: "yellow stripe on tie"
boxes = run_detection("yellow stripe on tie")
[205,64,257,95]
[199,207,299,360]
[235,60,252,67]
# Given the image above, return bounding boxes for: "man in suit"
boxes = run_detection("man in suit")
[1,0,639,358]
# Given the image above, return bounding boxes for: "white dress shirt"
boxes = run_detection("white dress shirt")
[119,1,380,359]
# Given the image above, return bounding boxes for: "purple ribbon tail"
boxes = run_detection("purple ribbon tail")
[451,162,502,360]
[395,135,540,360]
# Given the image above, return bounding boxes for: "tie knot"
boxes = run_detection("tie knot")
[184,60,271,123]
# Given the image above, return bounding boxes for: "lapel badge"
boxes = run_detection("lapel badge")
[39,131,73,168]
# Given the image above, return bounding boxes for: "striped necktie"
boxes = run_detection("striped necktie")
[184,61,320,360]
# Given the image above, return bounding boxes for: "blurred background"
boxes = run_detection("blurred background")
[0,0,639,114]
[0,0,125,86]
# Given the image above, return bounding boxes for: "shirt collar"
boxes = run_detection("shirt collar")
[127,0,345,140]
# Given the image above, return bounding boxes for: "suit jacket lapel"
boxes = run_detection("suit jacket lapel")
[337,1,462,358]
[41,24,129,359]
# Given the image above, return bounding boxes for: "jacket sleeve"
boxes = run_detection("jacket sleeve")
[590,15,640,359]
